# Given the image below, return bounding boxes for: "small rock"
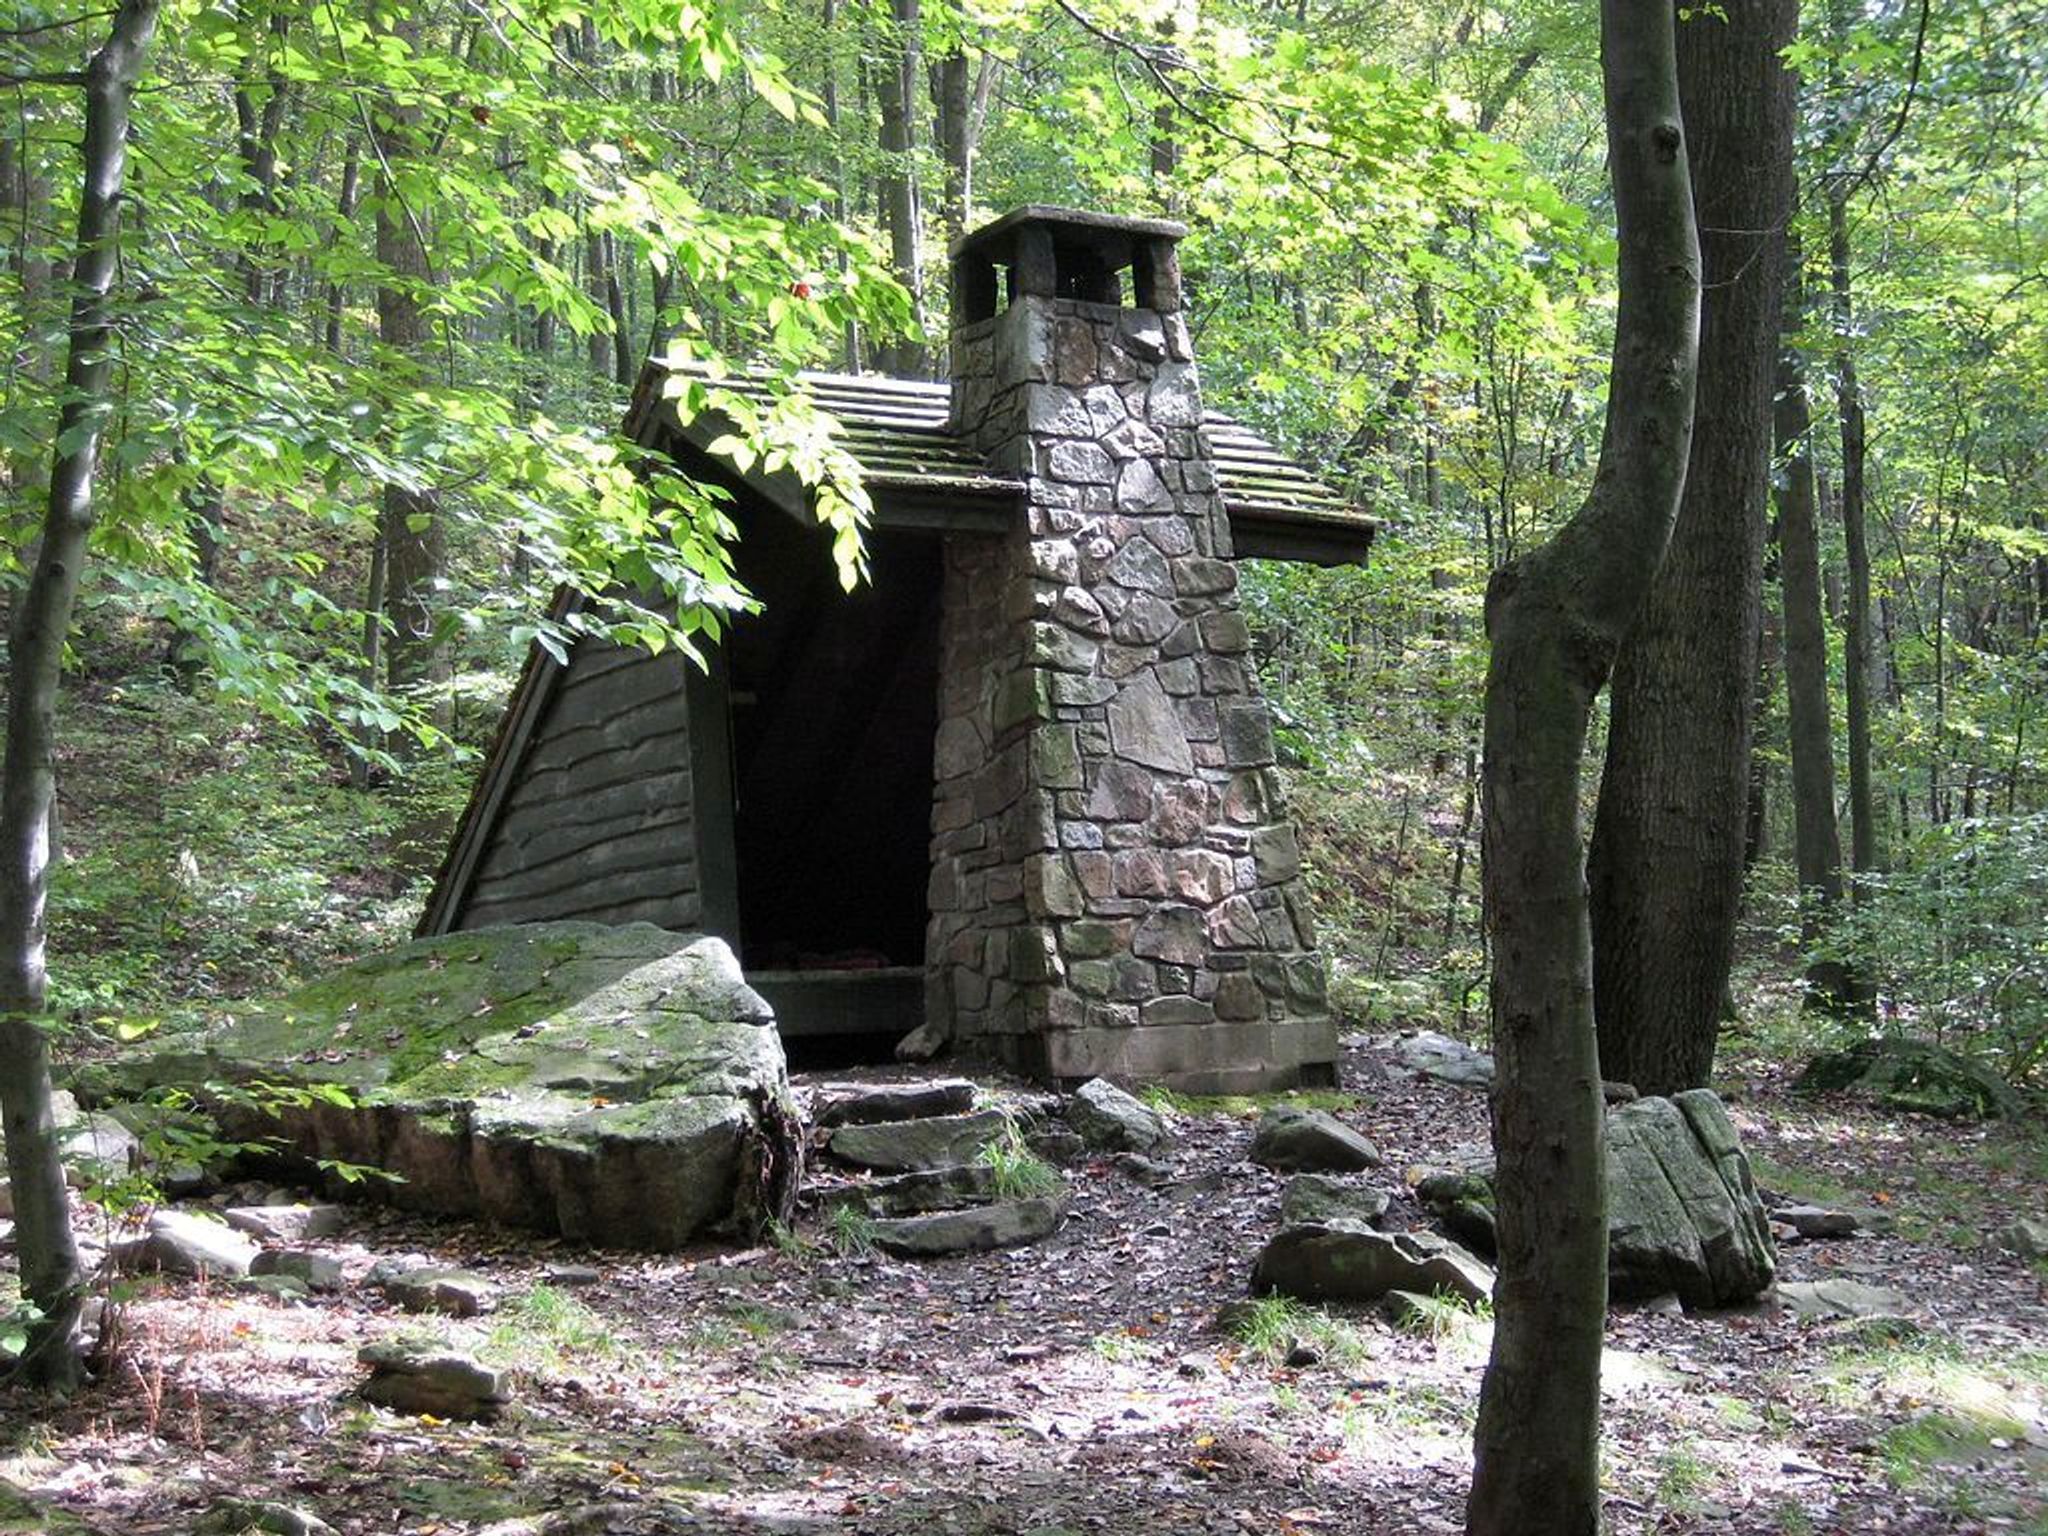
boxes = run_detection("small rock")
[250,1248,344,1292]
[1252,1225,1493,1306]
[1394,1031,1495,1089]
[1773,1279,1913,1322]
[1779,1205,1860,1240]
[1279,1174,1389,1229]
[813,1080,978,1127]
[894,1020,952,1063]
[375,1265,499,1317]
[1248,1108,1381,1173]
[1996,1216,2048,1258]
[358,1340,511,1420]
[826,1110,1011,1174]
[234,1273,313,1302]
[1025,1126,1088,1165]
[195,1498,338,1536]
[162,1161,216,1198]
[224,1204,347,1243]
[544,1263,604,1287]
[1281,1340,1322,1368]
[1413,1170,1498,1256]
[1110,1152,1174,1186]
[869,1198,1065,1257]
[1064,1078,1167,1153]
[114,1209,259,1279]
[1175,1353,1209,1379]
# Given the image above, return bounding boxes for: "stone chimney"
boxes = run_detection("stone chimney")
[926,206,1334,1092]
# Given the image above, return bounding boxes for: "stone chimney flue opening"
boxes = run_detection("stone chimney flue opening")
[951,204,1186,328]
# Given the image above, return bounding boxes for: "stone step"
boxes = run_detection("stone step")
[869,1197,1066,1258]
[811,1163,1000,1218]
[810,1079,980,1128]
[823,1108,1012,1174]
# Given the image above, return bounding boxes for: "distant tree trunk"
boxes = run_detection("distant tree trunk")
[232,7,291,305]
[821,0,862,370]
[932,46,972,244]
[372,24,449,741]
[1775,249,1860,1009]
[874,0,928,376]
[1746,583,1776,871]
[604,229,633,385]
[1149,20,1180,210]
[1586,0,1796,1098]
[584,224,612,378]
[324,140,360,356]
[1465,5,1699,1532]
[1828,185,1879,878]
[0,0,162,1393]
[169,3,291,685]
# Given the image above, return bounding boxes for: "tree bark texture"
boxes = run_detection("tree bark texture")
[933,47,972,244]
[372,27,450,735]
[0,0,162,1391]
[1587,0,1796,1098]
[1829,183,1879,876]
[1773,253,1858,1008]
[323,139,360,357]
[874,0,928,376]
[1465,6,1700,1533]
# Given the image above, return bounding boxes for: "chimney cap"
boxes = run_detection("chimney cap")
[951,204,1186,266]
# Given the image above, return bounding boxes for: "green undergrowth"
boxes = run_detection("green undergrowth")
[823,1205,879,1257]
[1230,1294,1373,1370]
[47,677,435,1022]
[976,1125,1063,1200]
[1825,1332,2048,1508]
[1391,1288,1493,1344]
[483,1284,620,1375]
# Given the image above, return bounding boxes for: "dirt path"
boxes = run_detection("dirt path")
[4,1035,2043,1535]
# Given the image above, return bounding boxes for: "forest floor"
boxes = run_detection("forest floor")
[3,1032,2045,1536]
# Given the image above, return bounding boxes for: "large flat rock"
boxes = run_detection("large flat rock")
[76,923,801,1250]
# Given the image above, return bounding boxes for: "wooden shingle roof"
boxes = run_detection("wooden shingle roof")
[625,365,1373,565]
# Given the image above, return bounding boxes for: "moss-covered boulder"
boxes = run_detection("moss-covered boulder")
[1406,1091,1775,1307]
[75,923,801,1249]
[1796,1037,2026,1120]
[1607,1090,1775,1307]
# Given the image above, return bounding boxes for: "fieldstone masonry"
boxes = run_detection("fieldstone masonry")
[924,206,1336,1092]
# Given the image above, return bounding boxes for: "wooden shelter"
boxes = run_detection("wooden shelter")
[420,207,1373,1091]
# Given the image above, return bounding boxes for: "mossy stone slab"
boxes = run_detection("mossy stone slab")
[76,924,800,1250]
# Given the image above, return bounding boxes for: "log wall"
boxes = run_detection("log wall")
[456,639,703,930]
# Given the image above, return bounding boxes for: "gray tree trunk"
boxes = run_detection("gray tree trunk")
[1774,248,1860,1009]
[372,23,450,740]
[1828,183,1879,877]
[874,0,928,376]
[1586,0,1797,1099]
[0,0,163,1392]
[932,47,972,245]
[1465,4,1700,1531]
